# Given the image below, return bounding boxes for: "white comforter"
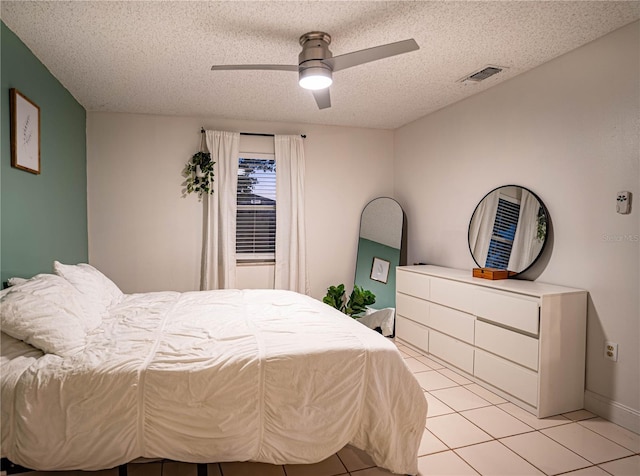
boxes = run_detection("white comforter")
[1,289,426,474]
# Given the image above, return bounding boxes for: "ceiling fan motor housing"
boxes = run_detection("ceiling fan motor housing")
[298,31,334,82]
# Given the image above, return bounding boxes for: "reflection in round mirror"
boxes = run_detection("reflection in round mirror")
[468,185,549,275]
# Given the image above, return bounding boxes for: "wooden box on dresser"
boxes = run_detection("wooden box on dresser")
[396,265,587,418]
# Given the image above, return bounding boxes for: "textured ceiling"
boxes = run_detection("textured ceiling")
[2,1,639,129]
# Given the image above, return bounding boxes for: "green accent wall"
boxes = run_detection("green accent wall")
[354,237,400,309]
[1,22,87,282]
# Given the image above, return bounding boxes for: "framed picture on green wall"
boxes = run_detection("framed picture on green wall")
[10,88,41,174]
[370,257,390,284]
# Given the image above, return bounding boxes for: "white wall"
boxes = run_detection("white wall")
[394,22,639,430]
[87,113,394,300]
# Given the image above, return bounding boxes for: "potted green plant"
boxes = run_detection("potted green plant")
[184,151,215,197]
[323,284,376,318]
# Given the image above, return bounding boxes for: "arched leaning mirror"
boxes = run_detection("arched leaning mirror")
[468,185,549,276]
[354,197,406,310]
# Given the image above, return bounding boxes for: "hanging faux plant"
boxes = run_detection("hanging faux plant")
[184,151,215,197]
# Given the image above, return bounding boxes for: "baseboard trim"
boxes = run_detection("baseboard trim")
[584,390,640,434]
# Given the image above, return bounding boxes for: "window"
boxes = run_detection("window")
[485,195,520,269]
[236,154,276,262]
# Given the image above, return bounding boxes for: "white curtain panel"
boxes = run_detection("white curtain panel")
[508,189,540,272]
[274,135,309,294]
[202,130,239,290]
[469,189,499,267]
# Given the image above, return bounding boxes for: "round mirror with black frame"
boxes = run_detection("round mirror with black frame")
[468,185,549,276]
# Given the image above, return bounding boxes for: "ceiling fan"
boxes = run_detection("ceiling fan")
[211,32,419,110]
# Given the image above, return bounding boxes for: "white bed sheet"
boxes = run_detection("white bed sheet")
[1,332,44,455]
[1,289,426,474]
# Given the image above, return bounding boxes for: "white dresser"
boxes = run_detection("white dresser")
[396,265,587,418]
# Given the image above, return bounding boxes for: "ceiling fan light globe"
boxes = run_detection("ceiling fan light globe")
[299,76,332,90]
[298,67,333,90]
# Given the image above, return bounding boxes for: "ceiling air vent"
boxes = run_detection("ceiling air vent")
[459,65,504,83]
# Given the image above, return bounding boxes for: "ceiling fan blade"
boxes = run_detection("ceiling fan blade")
[312,88,331,109]
[211,64,297,72]
[326,39,419,72]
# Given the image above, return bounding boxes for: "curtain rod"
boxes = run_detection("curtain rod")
[200,127,306,139]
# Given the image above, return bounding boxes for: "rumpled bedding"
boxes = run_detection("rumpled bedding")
[1,289,426,474]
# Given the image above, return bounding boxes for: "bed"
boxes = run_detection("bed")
[0,262,427,475]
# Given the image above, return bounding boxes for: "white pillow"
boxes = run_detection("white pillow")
[53,261,124,318]
[0,274,87,357]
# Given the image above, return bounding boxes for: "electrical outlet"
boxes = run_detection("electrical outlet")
[616,191,631,214]
[604,341,618,361]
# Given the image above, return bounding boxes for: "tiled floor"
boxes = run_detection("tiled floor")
[22,340,640,476]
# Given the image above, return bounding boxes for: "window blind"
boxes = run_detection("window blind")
[485,197,520,269]
[236,156,276,262]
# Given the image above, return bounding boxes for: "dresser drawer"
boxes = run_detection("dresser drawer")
[396,293,429,326]
[430,278,475,314]
[429,330,474,374]
[475,349,538,406]
[475,320,539,371]
[428,302,474,344]
[396,316,429,354]
[475,289,540,335]
[396,270,430,299]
